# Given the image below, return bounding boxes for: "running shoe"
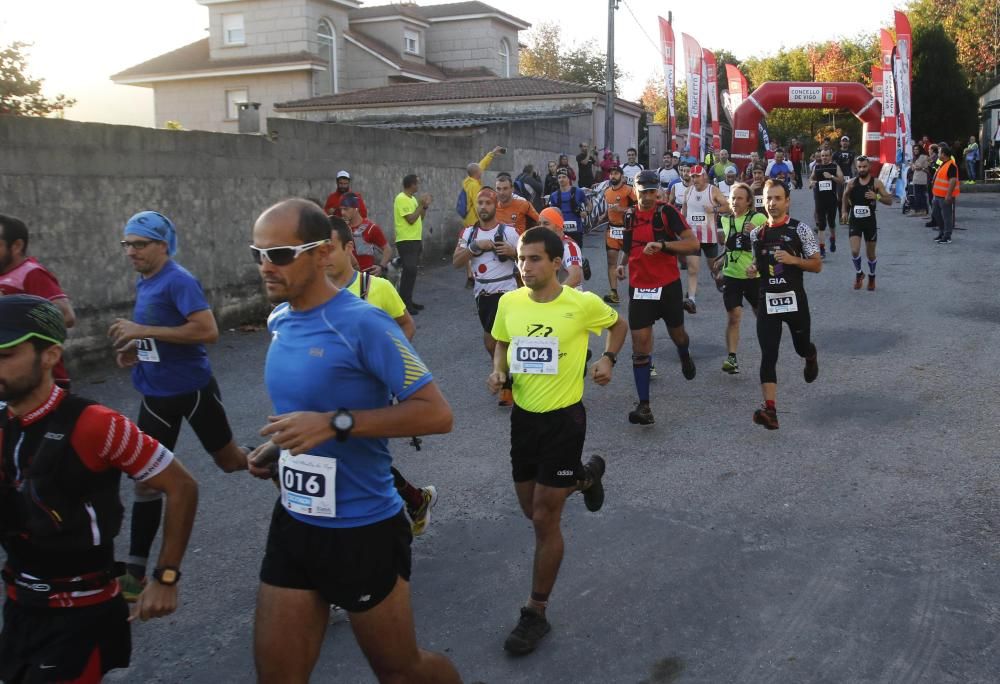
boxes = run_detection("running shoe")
[498,388,513,407]
[411,302,426,311]
[938,238,952,244]
[504,606,551,655]
[722,354,739,374]
[752,405,779,430]
[681,355,696,380]
[118,573,146,603]
[582,455,606,512]
[853,272,865,290]
[409,486,438,537]
[628,402,655,425]
[804,352,819,383]
[682,297,697,314]
[829,237,836,253]
[819,244,826,258]
[603,291,620,305]
[867,275,876,292]
[649,365,658,378]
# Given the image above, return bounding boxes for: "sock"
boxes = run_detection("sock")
[676,343,690,360]
[127,497,163,578]
[688,294,696,303]
[392,468,425,511]
[727,352,737,361]
[765,400,776,411]
[868,260,877,276]
[852,256,862,273]
[633,363,651,402]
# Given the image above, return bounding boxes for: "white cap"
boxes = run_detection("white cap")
[672,151,681,158]
[336,170,350,179]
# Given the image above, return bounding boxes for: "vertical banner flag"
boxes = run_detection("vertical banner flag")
[725,64,748,115]
[702,58,709,158]
[682,33,704,161]
[879,29,897,165]
[894,11,913,164]
[658,18,677,151]
[703,49,721,151]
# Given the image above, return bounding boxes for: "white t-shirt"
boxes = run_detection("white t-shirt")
[459,223,519,296]
[621,162,645,185]
[658,167,680,187]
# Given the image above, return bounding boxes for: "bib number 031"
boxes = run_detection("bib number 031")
[510,336,559,375]
[279,451,337,518]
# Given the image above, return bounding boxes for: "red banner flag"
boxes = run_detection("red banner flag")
[703,49,721,152]
[894,11,913,163]
[879,29,897,164]
[682,33,704,160]
[658,17,677,151]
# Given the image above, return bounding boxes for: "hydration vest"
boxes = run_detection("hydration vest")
[753,219,807,293]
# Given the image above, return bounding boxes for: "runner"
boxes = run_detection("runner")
[832,136,855,219]
[809,148,845,257]
[617,170,700,425]
[621,147,644,185]
[600,165,638,305]
[111,211,248,602]
[717,166,739,196]
[748,163,768,215]
[765,148,794,189]
[680,165,731,314]
[496,172,540,235]
[452,188,520,406]
[713,182,766,374]
[547,168,588,247]
[657,151,680,189]
[340,193,391,275]
[538,207,584,289]
[488,226,626,655]
[748,180,822,430]
[248,198,461,684]
[841,156,893,290]
[666,161,692,210]
[0,295,198,683]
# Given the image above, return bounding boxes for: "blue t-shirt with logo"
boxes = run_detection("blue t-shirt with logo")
[131,259,213,397]
[264,291,433,528]
[548,188,587,232]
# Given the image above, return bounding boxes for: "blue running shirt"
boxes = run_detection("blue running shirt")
[264,291,433,528]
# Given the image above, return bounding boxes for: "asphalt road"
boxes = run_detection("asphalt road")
[72,188,1000,683]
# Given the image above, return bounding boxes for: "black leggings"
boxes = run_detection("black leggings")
[756,295,814,384]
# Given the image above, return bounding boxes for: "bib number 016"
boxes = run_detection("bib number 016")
[282,468,325,497]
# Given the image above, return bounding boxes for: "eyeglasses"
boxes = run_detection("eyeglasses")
[250,239,330,266]
[121,239,154,250]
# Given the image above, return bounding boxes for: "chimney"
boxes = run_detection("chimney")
[238,102,261,134]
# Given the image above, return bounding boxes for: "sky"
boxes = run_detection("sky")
[2,0,904,127]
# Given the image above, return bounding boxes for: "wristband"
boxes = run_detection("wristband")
[602,351,617,366]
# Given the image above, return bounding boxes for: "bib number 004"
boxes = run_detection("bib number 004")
[279,451,337,518]
[509,336,559,375]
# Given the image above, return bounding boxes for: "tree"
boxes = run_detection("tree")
[520,22,624,91]
[911,25,978,143]
[906,0,1000,90]
[0,42,75,116]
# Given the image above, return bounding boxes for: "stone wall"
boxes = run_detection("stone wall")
[0,113,589,371]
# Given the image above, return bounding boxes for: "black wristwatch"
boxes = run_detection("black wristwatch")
[152,566,182,586]
[331,408,354,442]
[602,351,618,366]
[660,240,669,252]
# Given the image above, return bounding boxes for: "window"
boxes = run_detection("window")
[226,88,248,120]
[223,14,245,46]
[404,29,419,55]
[317,19,338,95]
[499,38,510,78]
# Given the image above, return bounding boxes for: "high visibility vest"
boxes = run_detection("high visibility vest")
[932,158,960,198]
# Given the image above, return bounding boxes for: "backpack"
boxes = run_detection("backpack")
[455,188,468,218]
[550,188,581,217]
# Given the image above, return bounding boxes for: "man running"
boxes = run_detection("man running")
[748,163,768,215]
[617,170,700,425]
[488,226,626,655]
[810,148,845,256]
[600,164,637,305]
[496,172,540,235]
[547,168,588,247]
[340,193,391,275]
[538,207,584,289]
[248,198,460,684]
[110,211,248,601]
[748,180,822,430]
[0,295,198,682]
[680,165,730,313]
[842,156,893,290]
[453,188,520,406]
[833,136,855,219]
[621,147,644,185]
[714,182,766,374]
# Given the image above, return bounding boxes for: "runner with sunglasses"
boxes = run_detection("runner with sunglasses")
[110,211,250,601]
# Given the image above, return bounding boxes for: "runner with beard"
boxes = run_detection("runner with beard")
[809,148,845,257]
[841,156,892,291]
[600,165,637,305]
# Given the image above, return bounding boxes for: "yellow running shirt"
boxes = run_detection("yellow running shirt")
[346,271,405,319]
[491,286,618,413]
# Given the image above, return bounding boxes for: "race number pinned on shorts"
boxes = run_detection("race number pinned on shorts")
[135,338,160,363]
[510,336,559,374]
[765,291,799,315]
[853,206,871,218]
[609,226,624,240]
[818,180,833,192]
[633,287,663,300]
[563,221,579,233]
[279,451,336,518]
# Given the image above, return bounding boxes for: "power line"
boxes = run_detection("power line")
[619,0,662,60]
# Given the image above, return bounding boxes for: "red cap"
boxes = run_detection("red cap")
[689,165,706,176]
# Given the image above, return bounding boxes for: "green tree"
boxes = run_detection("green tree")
[0,42,75,116]
[906,0,1000,90]
[911,24,978,142]
[520,22,623,91]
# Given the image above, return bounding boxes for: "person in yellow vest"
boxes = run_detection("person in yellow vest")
[460,146,505,287]
[931,145,960,244]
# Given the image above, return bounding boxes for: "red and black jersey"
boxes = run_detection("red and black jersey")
[625,202,690,289]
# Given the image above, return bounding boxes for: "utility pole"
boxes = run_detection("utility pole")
[605,0,619,156]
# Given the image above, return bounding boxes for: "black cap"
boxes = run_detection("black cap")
[0,295,67,349]
[634,169,660,191]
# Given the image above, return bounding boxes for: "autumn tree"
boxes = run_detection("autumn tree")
[906,0,1000,90]
[520,22,624,91]
[0,42,75,116]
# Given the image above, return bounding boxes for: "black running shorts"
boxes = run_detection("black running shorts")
[628,279,684,330]
[814,203,837,231]
[0,596,131,682]
[510,402,586,488]
[476,292,504,333]
[137,376,234,453]
[697,243,720,258]
[723,277,760,311]
[848,222,878,242]
[259,503,412,613]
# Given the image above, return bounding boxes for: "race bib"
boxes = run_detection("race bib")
[279,451,336,518]
[765,291,799,315]
[818,180,833,192]
[563,221,579,233]
[609,226,624,240]
[689,214,707,226]
[136,338,160,363]
[754,196,764,209]
[853,206,871,218]
[633,287,663,301]
[510,336,559,375]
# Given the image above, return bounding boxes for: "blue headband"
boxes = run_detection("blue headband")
[123,211,177,256]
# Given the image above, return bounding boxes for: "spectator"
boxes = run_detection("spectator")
[548,167,588,247]
[393,174,432,314]
[910,144,930,217]
[543,160,560,195]
[515,164,544,212]
[576,143,597,188]
[341,193,391,275]
[789,137,804,189]
[963,135,980,182]
[324,170,368,218]
[461,146,505,227]
[599,150,616,182]
[558,154,577,182]
[0,214,76,389]
[621,147,644,185]
[496,172,539,234]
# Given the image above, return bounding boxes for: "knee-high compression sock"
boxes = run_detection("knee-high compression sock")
[391,467,425,511]
[868,259,877,276]
[127,494,163,578]
[852,256,863,273]
[633,362,651,402]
